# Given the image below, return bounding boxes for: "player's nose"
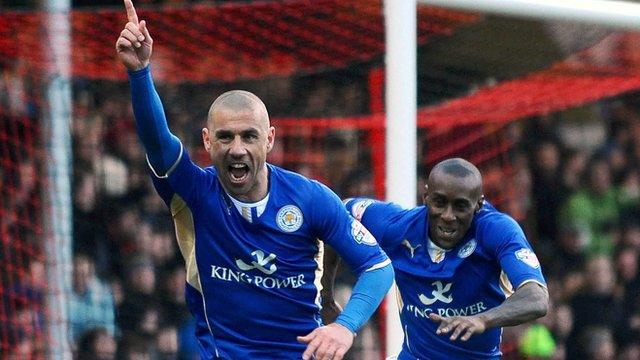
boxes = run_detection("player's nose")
[441,205,456,221]
[228,136,247,157]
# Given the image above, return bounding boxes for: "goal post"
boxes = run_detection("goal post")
[383,0,417,356]
[419,0,640,29]
[43,0,73,358]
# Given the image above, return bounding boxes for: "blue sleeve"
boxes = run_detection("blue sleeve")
[150,147,212,207]
[311,184,389,275]
[482,215,547,289]
[335,263,394,333]
[344,198,409,250]
[128,65,181,175]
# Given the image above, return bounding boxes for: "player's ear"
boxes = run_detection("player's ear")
[202,127,211,151]
[422,185,429,205]
[475,195,484,213]
[266,126,275,153]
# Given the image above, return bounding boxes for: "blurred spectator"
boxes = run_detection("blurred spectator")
[618,168,640,219]
[575,326,616,360]
[614,244,640,347]
[559,149,588,195]
[543,225,587,301]
[566,255,625,358]
[117,255,158,335]
[323,129,361,196]
[118,334,154,360]
[158,266,191,327]
[156,325,179,360]
[618,343,640,360]
[76,327,117,360]
[560,155,621,255]
[73,173,111,277]
[518,323,556,359]
[69,254,117,343]
[530,139,563,243]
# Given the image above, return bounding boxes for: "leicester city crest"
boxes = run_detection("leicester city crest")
[276,205,303,232]
[457,239,477,258]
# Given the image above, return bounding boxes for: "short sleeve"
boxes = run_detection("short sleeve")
[311,185,389,275]
[482,215,547,289]
[344,198,414,250]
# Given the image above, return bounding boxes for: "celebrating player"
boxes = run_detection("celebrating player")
[115,1,394,359]
[342,158,548,359]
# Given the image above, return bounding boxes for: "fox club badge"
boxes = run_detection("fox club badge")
[276,205,303,232]
[458,239,477,258]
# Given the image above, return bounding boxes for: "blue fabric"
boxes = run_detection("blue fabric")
[335,263,394,333]
[345,198,546,360]
[128,66,181,175]
[153,152,391,359]
[129,65,392,359]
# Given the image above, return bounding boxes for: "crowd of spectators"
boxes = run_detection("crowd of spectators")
[503,100,640,359]
[2,4,640,359]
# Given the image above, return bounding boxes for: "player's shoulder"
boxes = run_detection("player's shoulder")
[475,201,517,225]
[267,163,321,190]
[474,201,524,241]
[267,163,336,205]
[203,165,217,176]
[200,165,221,187]
[351,198,425,223]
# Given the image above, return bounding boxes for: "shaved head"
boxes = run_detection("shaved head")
[429,158,483,197]
[208,90,270,129]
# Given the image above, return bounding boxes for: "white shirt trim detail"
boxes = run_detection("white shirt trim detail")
[227,192,270,222]
[365,258,391,272]
[146,143,184,179]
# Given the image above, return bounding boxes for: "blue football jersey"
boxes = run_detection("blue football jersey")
[149,146,389,359]
[345,198,546,360]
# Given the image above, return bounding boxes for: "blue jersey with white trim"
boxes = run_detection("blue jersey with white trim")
[151,148,389,360]
[345,199,546,360]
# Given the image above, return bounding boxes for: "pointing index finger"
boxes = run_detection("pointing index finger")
[124,0,139,25]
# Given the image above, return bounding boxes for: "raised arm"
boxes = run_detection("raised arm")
[115,0,150,72]
[115,0,181,175]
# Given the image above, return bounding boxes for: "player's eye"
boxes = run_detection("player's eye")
[454,201,471,212]
[431,197,446,208]
[243,133,258,142]
[216,131,234,142]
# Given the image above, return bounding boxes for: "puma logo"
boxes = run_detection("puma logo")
[401,239,422,258]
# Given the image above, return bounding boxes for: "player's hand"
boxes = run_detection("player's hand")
[428,313,487,342]
[320,298,343,324]
[115,0,152,71]
[297,323,354,360]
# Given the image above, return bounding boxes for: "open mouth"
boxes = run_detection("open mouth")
[228,163,250,183]
[437,225,457,239]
